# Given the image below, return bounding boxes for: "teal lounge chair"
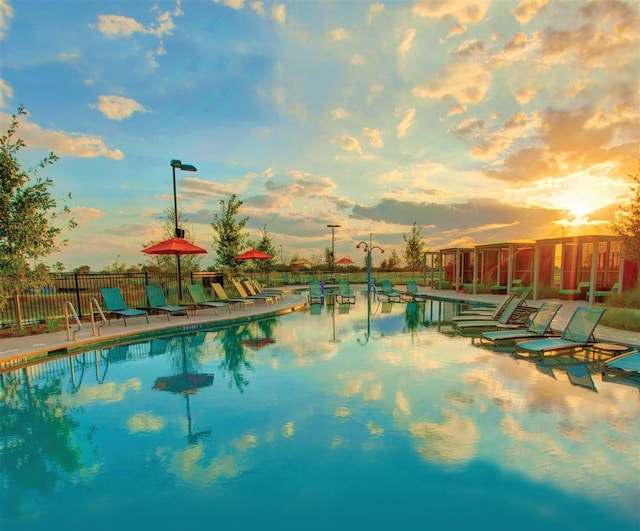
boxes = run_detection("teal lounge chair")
[100,287,149,326]
[453,293,517,322]
[308,281,324,304]
[457,293,514,316]
[186,284,231,314]
[478,302,562,346]
[601,350,640,379]
[336,281,355,304]
[144,285,189,320]
[401,280,428,301]
[514,306,606,358]
[453,294,528,334]
[379,280,402,302]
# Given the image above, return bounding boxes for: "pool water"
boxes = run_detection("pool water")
[1,298,639,530]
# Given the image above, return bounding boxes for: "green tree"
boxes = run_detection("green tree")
[211,194,249,275]
[143,207,203,273]
[250,225,277,276]
[387,249,401,270]
[611,164,640,264]
[403,222,423,271]
[0,106,76,316]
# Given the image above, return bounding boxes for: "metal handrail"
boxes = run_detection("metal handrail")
[63,300,82,341]
[90,297,106,337]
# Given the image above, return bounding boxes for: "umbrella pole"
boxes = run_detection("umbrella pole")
[176,254,183,302]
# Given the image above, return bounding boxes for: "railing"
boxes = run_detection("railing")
[90,297,106,337]
[63,301,82,341]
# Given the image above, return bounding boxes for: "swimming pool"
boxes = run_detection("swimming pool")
[1,298,638,530]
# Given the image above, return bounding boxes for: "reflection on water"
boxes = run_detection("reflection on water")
[1,299,639,530]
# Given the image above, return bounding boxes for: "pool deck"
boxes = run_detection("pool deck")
[2,286,639,371]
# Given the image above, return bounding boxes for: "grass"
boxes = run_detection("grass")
[599,307,640,332]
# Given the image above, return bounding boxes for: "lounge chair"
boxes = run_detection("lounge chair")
[336,281,355,304]
[401,280,428,301]
[586,282,619,301]
[243,278,283,301]
[144,285,189,320]
[457,293,514,317]
[453,295,529,334]
[211,282,256,309]
[379,280,403,302]
[100,287,149,326]
[514,306,606,359]
[308,280,324,304]
[453,294,517,322]
[251,279,285,299]
[601,350,640,379]
[479,302,563,346]
[186,284,231,314]
[231,278,274,304]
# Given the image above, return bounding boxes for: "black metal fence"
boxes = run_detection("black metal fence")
[0,271,223,328]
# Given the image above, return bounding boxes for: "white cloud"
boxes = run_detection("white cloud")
[0,78,13,108]
[363,127,383,148]
[0,0,13,40]
[367,2,384,23]
[213,0,245,10]
[271,4,286,26]
[249,1,265,16]
[330,108,349,120]
[95,95,147,120]
[330,28,349,41]
[397,108,416,139]
[335,135,363,155]
[397,28,416,59]
[96,14,145,37]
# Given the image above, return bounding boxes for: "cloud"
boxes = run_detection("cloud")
[213,0,245,10]
[397,108,416,139]
[249,1,265,16]
[330,28,349,41]
[363,127,383,148]
[412,0,490,32]
[0,112,124,160]
[0,78,13,108]
[413,60,492,106]
[95,95,147,120]
[513,0,549,24]
[335,135,363,155]
[330,108,349,120]
[96,14,145,37]
[271,4,286,26]
[367,3,384,23]
[397,28,416,59]
[0,0,12,40]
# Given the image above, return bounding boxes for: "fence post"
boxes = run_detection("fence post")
[74,273,83,318]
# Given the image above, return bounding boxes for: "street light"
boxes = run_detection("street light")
[356,233,384,299]
[327,224,340,279]
[170,159,197,301]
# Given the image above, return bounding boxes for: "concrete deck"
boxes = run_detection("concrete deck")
[2,287,639,371]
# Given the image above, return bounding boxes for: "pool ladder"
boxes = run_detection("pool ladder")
[63,298,107,341]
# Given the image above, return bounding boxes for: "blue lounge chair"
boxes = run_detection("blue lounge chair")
[401,280,428,301]
[144,285,189,320]
[601,350,640,379]
[479,302,563,346]
[379,280,402,302]
[453,293,517,322]
[100,287,149,326]
[308,280,324,304]
[514,306,606,358]
[186,284,231,314]
[453,294,529,334]
[336,281,355,304]
[457,293,515,317]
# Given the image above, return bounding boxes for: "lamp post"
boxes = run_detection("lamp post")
[170,159,197,301]
[356,233,384,299]
[327,224,340,279]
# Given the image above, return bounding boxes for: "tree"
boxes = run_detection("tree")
[0,106,76,315]
[611,164,640,264]
[211,194,249,275]
[251,225,277,276]
[403,222,423,271]
[143,207,203,273]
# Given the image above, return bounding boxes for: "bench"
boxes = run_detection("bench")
[559,281,590,300]
[586,282,619,301]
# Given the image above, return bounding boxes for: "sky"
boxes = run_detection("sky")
[0,0,638,271]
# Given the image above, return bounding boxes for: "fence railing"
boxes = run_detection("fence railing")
[0,271,222,328]
[0,270,429,329]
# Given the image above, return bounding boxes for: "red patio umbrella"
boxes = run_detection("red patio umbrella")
[235,249,274,261]
[335,257,354,265]
[142,237,208,255]
[142,237,208,301]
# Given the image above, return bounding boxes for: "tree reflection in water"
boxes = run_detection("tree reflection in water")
[0,372,84,519]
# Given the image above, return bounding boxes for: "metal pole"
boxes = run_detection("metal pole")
[172,165,183,302]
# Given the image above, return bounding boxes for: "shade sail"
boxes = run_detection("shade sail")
[143,237,208,255]
[235,248,274,260]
